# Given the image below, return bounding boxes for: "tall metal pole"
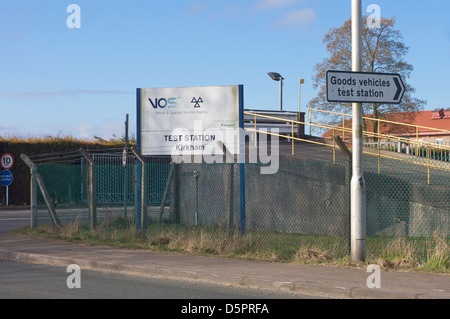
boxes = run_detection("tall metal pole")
[298,79,304,114]
[351,0,366,261]
[298,79,304,137]
[124,114,129,217]
[279,78,283,111]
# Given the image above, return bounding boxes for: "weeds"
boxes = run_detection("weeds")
[420,232,450,272]
[14,216,449,273]
[376,236,419,269]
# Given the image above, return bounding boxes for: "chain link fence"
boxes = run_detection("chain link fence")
[22,145,449,263]
[364,156,450,261]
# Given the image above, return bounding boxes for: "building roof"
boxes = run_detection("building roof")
[413,109,450,134]
[322,109,450,139]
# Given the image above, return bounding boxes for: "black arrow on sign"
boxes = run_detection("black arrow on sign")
[393,77,404,102]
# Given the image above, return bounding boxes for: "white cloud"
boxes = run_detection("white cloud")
[74,122,131,141]
[184,1,208,15]
[0,121,134,141]
[0,89,130,99]
[252,0,298,11]
[0,125,43,139]
[272,8,316,29]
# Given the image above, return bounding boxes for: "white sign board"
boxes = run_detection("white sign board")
[137,85,243,156]
[326,70,405,104]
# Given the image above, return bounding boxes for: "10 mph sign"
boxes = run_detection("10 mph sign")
[0,153,14,170]
[326,70,405,104]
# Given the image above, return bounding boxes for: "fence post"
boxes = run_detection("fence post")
[427,146,430,185]
[333,136,352,253]
[170,163,180,224]
[22,154,61,227]
[20,154,37,229]
[124,114,129,218]
[35,174,62,227]
[291,121,295,156]
[80,149,97,230]
[254,114,257,147]
[131,146,147,233]
[159,163,174,222]
[217,141,235,234]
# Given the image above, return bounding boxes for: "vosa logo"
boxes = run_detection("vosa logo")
[149,97,204,109]
[149,97,184,109]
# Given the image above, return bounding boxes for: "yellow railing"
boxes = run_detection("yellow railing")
[245,110,450,185]
[307,107,450,146]
[244,111,340,162]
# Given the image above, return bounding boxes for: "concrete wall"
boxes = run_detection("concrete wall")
[174,161,350,237]
[172,159,449,238]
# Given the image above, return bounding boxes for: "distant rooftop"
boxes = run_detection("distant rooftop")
[323,109,450,139]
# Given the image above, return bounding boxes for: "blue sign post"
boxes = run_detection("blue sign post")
[0,170,13,206]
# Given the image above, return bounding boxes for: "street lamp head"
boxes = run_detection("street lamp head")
[267,72,284,81]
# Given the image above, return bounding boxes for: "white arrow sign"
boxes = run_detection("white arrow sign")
[326,70,405,104]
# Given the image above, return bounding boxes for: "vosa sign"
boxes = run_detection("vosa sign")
[148,96,203,109]
[137,85,243,156]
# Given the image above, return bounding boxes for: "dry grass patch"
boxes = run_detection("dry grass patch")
[294,246,333,263]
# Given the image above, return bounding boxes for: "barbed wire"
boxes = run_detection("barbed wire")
[24,145,178,165]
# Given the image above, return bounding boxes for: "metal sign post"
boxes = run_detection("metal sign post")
[351,0,366,262]
[123,114,129,218]
[325,2,405,261]
[1,153,15,207]
[0,170,13,206]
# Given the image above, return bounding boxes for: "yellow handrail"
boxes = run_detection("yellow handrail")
[308,108,450,152]
[245,110,450,185]
[308,108,450,136]
[244,111,339,163]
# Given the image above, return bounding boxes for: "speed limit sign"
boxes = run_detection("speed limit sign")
[0,153,14,170]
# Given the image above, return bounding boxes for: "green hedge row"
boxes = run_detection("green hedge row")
[0,138,127,207]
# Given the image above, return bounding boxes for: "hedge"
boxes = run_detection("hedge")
[0,137,129,207]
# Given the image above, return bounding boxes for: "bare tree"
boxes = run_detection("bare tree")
[308,16,426,139]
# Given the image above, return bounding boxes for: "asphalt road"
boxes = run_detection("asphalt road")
[0,258,322,300]
[0,210,325,301]
[0,209,30,234]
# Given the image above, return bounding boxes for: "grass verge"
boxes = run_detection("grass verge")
[13,216,449,274]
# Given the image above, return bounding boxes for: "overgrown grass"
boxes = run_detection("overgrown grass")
[13,216,449,274]
[366,233,450,272]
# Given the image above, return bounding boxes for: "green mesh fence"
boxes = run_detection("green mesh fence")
[364,156,450,262]
[36,163,89,225]
[31,152,449,263]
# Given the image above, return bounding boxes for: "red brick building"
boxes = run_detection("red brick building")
[323,108,450,143]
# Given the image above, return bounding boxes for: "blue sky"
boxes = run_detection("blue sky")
[1,0,449,140]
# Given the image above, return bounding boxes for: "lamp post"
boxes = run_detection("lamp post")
[351,0,366,262]
[298,78,304,137]
[298,79,304,113]
[267,72,284,111]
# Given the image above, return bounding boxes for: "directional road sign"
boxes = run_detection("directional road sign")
[326,70,405,104]
[0,170,13,187]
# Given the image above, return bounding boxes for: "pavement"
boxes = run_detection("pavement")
[0,228,449,299]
